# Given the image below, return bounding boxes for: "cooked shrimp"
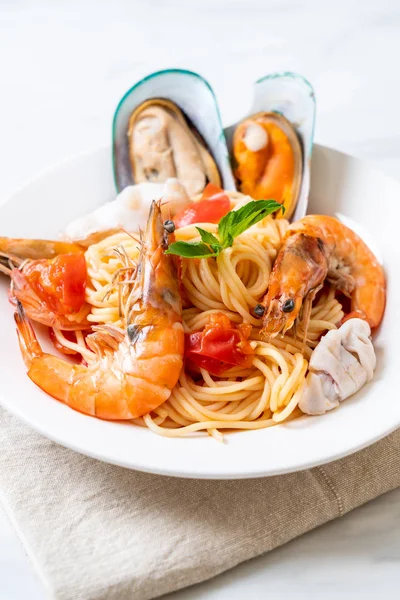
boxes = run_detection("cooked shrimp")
[261,215,386,337]
[14,201,184,420]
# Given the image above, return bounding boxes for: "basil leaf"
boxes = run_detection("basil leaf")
[217,210,235,246]
[166,199,283,259]
[220,200,283,246]
[166,241,218,258]
[196,227,221,247]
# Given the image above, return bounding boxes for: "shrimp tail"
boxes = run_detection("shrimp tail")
[14,300,41,367]
[14,301,78,405]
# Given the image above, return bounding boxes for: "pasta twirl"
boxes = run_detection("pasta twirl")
[55,216,344,439]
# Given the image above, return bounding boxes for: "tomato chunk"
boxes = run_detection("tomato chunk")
[20,253,87,315]
[174,183,231,228]
[185,313,254,376]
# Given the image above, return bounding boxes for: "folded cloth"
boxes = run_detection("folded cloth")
[1,407,399,600]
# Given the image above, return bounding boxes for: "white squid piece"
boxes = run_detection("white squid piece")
[64,178,190,243]
[299,318,376,415]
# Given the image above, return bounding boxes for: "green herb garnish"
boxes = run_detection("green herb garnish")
[166,200,284,259]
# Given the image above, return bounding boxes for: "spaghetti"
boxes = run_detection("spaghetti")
[55,212,344,439]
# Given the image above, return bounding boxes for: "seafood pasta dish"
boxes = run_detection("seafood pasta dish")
[0,70,386,441]
[0,189,385,440]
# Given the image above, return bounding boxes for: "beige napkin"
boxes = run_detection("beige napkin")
[1,407,400,600]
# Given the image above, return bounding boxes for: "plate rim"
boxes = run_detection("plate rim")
[0,143,399,479]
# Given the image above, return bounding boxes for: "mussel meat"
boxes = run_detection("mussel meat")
[233,112,302,220]
[127,99,221,197]
[225,72,315,222]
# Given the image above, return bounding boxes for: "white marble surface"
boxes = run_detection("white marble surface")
[2,0,400,598]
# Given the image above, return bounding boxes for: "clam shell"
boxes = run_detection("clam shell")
[113,69,236,193]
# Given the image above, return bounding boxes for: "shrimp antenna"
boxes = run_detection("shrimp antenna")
[120,228,140,244]
[102,244,137,309]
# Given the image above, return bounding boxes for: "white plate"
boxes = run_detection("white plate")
[0,145,398,479]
